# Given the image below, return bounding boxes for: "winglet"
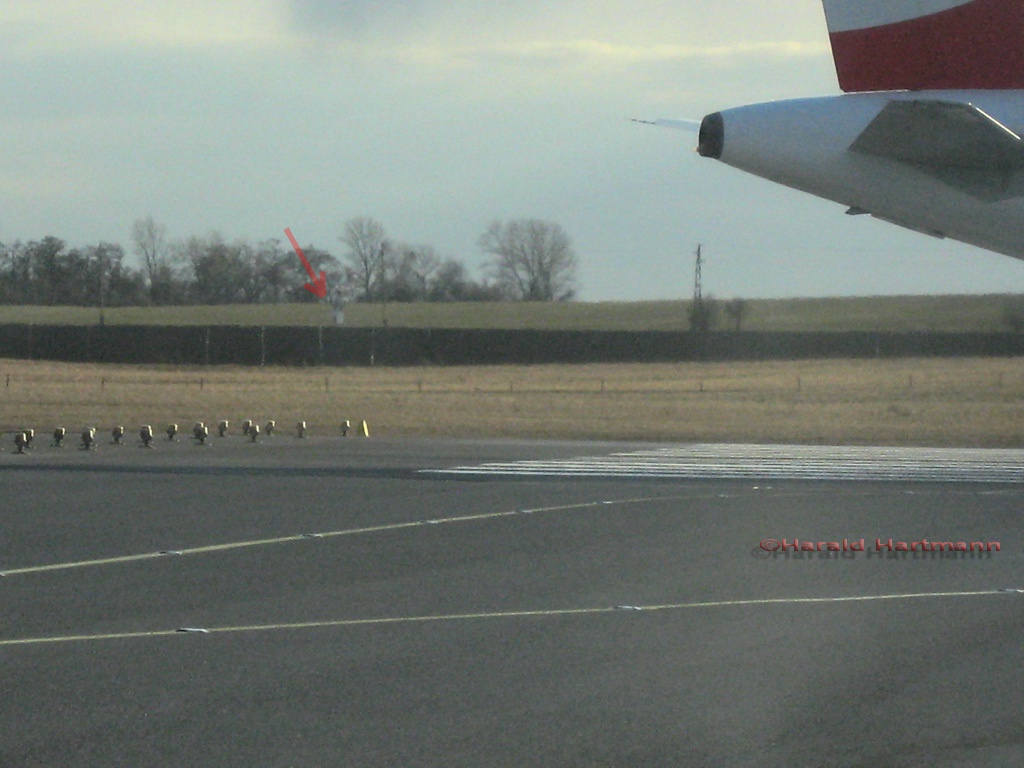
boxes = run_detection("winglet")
[630,118,700,132]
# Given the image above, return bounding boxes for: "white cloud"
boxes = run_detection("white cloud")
[284,0,826,45]
[451,39,828,71]
[0,1,285,52]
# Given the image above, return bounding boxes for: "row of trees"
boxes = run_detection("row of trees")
[0,238,144,308]
[335,216,579,304]
[0,216,580,307]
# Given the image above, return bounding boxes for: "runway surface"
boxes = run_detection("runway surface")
[2,436,1022,766]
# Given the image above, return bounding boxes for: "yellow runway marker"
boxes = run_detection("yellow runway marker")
[0,588,1014,647]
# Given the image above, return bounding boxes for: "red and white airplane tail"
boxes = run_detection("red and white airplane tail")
[673,0,1024,262]
[823,0,1024,91]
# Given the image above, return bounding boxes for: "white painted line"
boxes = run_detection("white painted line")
[0,494,691,577]
[1,588,1014,647]
[424,444,1024,482]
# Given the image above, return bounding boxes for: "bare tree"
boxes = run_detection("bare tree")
[181,232,256,304]
[428,258,471,302]
[724,298,749,331]
[339,216,389,300]
[252,238,291,303]
[479,219,578,301]
[390,243,440,301]
[130,217,170,301]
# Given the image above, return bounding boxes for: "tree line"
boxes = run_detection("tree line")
[0,216,579,307]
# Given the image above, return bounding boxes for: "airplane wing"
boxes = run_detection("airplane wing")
[848,99,1024,201]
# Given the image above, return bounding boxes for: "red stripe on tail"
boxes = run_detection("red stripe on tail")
[829,0,1024,91]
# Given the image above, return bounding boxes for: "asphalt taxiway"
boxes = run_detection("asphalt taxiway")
[2,437,1022,766]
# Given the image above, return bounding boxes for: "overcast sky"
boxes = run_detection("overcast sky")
[3,0,1024,300]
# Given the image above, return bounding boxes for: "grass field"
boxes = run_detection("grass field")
[0,303,334,327]
[3,356,1024,447]
[2,294,1024,332]
[341,294,1024,332]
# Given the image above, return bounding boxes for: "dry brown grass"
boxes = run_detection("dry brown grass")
[2,357,1024,446]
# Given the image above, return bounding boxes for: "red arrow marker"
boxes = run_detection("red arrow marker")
[285,227,327,299]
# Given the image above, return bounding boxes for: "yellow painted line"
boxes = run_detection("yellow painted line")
[0,588,1011,647]
[0,494,688,577]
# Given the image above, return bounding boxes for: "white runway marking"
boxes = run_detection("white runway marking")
[0,494,691,577]
[424,444,1024,483]
[1,588,1016,647]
